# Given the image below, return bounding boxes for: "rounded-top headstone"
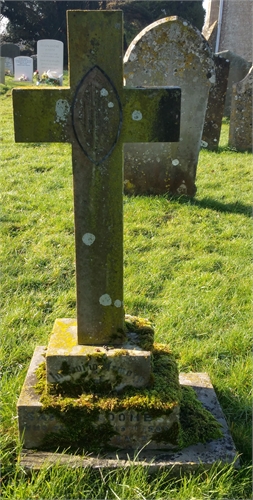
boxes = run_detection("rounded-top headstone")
[123,16,215,196]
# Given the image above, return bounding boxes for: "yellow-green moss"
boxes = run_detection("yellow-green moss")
[125,315,154,350]
[34,344,222,452]
[35,345,180,414]
[180,386,223,446]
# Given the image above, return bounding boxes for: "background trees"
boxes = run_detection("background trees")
[0,1,205,60]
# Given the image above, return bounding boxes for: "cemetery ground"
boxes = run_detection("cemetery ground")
[1,77,252,499]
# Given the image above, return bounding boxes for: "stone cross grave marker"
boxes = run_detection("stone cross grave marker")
[13,10,180,348]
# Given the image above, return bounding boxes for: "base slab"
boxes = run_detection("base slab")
[18,347,238,472]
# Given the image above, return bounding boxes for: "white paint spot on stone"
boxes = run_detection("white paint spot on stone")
[99,294,112,306]
[172,159,179,166]
[100,88,108,97]
[132,110,142,121]
[108,102,114,108]
[209,74,215,84]
[183,21,188,26]
[114,300,122,308]
[55,99,70,123]
[201,140,208,148]
[82,233,95,246]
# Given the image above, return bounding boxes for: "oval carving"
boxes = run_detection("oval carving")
[72,65,122,163]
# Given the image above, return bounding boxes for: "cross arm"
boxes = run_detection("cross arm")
[12,87,72,143]
[122,87,181,143]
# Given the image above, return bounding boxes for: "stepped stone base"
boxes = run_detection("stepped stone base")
[18,346,181,450]
[18,358,238,472]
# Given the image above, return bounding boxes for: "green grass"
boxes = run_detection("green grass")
[0,77,252,498]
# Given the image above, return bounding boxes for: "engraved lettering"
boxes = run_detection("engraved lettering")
[144,413,152,422]
[130,414,140,422]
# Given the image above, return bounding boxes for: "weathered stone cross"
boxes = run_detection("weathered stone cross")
[13,10,180,346]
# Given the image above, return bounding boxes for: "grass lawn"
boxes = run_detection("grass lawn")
[0,77,252,498]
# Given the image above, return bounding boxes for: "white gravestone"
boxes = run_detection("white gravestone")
[37,39,63,84]
[123,17,215,197]
[14,56,33,81]
[5,57,13,75]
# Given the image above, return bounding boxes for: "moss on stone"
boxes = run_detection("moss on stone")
[180,386,223,447]
[125,314,154,350]
[34,344,222,453]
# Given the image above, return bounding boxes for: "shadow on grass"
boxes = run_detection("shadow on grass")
[213,387,252,464]
[168,195,252,218]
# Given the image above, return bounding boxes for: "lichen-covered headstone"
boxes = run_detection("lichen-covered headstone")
[123,16,215,196]
[202,54,230,151]
[229,66,253,151]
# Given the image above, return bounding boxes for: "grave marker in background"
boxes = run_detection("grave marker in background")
[123,17,215,197]
[14,56,33,81]
[217,50,251,117]
[229,66,253,151]
[0,43,20,75]
[0,57,5,84]
[202,54,230,151]
[37,39,64,84]
[4,57,13,75]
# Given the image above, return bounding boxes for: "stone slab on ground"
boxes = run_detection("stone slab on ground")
[18,349,238,473]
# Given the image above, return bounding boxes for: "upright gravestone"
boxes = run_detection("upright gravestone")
[14,56,33,81]
[217,50,252,117]
[14,10,183,451]
[0,57,5,84]
[229,66,253,152]
[31,55,37,72]
[0,43,20,75]
[123,16,215,196]
[37,39,64,84]
[4,57,13,76]
[202,54,230,151]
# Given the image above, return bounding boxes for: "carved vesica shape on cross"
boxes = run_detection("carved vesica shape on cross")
[72,65,122,163]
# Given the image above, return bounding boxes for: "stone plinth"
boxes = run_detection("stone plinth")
[18,358,238,472]
[18,346,181,451]
[46,319,152,391]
